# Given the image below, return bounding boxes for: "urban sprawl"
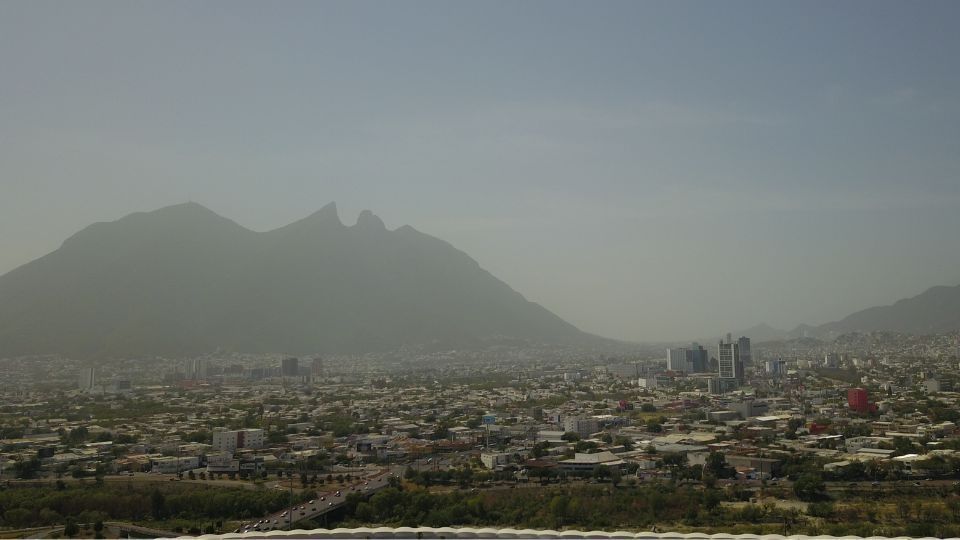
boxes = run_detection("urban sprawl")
[3,331,960,537]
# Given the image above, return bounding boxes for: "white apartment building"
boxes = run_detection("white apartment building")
[212,428,265,453]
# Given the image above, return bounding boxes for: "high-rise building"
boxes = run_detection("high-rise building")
[311,357,325,378]
[688,343,709,372]
[666,348,688,372]
[667,344,710,373]
[77,367,96,392]
[737,336,752,369]
[281,357,299,378]
[190,358,208,380]
[718,340,741,382]
[847,388,870,413]
[766,357,786,376]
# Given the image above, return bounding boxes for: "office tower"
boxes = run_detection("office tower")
[667,344,710,373]
[688,343,709,372]
[281,357,299,378]
[666,348,688,372]
[77,367,96,392]
[191,358,208,380]
[765,357,786,376]
[737,336,752,370]
[718,340,740,381]
[311,357,325,378]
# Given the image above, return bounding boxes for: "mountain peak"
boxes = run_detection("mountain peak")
[354,209,386,231]
[0,202,590,357]
[303,202,343,227]
[147,201,220,219]
[273,202,344,233]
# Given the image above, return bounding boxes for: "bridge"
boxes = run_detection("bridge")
[234,471,395,534]
[169,529,946,539]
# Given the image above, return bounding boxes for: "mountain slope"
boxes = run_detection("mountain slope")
[0,203,592,357]
[814,285,960,336]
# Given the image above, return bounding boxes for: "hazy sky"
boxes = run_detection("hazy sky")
[2,1,959,341]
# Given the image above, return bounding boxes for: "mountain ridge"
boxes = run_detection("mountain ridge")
[0,203,603,358]
[811,284,960,337]
[738,285,960,342]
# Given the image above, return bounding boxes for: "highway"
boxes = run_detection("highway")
[235,469,397,534]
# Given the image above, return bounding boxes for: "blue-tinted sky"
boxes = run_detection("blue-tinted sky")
[2,0,959,341]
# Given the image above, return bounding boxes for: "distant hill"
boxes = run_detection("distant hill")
[812,285,960,336]
[727,285,960,343]
[0,203,601,358]
[785,323,822,340]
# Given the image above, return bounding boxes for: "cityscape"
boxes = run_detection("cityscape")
[2,1,960,539]
[3,330,960,537]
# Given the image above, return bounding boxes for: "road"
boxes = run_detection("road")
[105,521,180,538]
[235,469,397,534]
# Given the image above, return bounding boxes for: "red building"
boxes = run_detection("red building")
[847,387,872,413]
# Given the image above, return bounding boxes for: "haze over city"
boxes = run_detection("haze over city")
[2,0,960,341]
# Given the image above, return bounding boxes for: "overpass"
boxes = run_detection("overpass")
[235,471,396,534]
[170,528,949,539]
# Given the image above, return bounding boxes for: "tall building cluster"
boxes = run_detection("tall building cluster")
[666,335,752,394]
[714,335,751,394]
[666,344,709,373]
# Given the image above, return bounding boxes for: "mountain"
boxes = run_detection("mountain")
[724,284,960,343]
[812,285,960,336]
[785,323,821,340]
[0,203,597,358]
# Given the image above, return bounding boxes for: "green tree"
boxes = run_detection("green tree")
[704,452,732,479]
[794,473,826,501]
[151,489,167,519]
[549,494,571,526]
[891,436,916,456]
[13,457,42,479]
[614,436,634,451]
